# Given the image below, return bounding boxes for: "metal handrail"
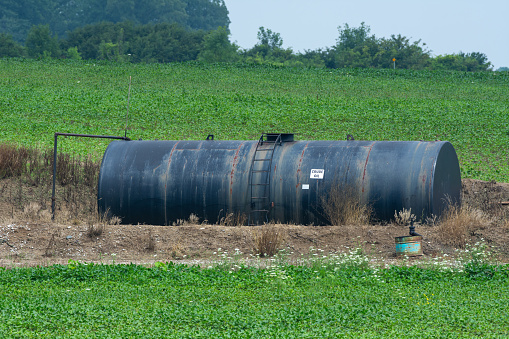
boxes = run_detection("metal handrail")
[51,133,130,220]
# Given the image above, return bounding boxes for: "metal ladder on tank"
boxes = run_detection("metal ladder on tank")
[248,133,282,225]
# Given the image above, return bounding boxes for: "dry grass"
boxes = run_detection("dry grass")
[43,231,61,257]
[145,230,156,252]
[393,208,416,226]
[0,143,101,224]
[86,223,105,239]
[22,202,43,220]
[501,217,509,230]
[217,212,247,226]
[252,223,285,257]
[0,144,32,178]
[321,184,372,225]
[462,180,509,220]
[169,242,184,259]
[173,213,201,226]
[437,204,491,247]
[166,231,185,259]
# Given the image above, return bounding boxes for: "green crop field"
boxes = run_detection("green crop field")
[1,59,509,338]
[0,58,508,181]
[1,248,508,338]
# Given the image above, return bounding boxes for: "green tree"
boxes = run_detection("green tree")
[331,22,378,68]
[135,0,187,26]
[105,0,136,23]
[296,49,326,68]
[198,26,238,62]
[430,52,492,72]
[128,22,205,63]
[65,46,82,60]
[433,55,463,71]
[257,26,283,50]
[375,34,431,69]
[0,2,32,42]
[326,23,433,70]
[0,33,25,57]
[25,24,60,58]
[0,0,227,43]
[186,0,229,31]
[243,26,286,63]
[460,52,492,71]
[335,22,373,51]
[53,0,103,35]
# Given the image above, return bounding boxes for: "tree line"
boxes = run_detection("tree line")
[0,0,229,43]
[242,23,493,72]
[0,20,496,72]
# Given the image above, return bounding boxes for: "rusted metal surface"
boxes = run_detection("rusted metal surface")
[98,140,255,225]
[98,138,461,226]
[395,235,423,256]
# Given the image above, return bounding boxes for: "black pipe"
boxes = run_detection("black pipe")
[409,221,422,237]
[51,133,130,220]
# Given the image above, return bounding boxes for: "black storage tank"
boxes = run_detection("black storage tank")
[97,135,461,225]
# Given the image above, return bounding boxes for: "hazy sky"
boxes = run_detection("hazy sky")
[224,0,508,69]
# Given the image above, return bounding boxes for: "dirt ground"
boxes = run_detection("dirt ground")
[1,179,508,267]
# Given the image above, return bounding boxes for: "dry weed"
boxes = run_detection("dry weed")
[89,208,120,227]
[187,213,199,225]
[321,184,372,225]
[44,231,61,257]
[437,204,491,247]
[0,144,30,178]
[169,242,184,259]
[164,231,184,258]
[138,230,156,252]
[424,214,439,226]
[0,142,104,225]
[109,216,122,225]
[217,212,247,226]
[173,219,184,226]
[502,217,509,230]
[87,223,105,239]
[173,213,202,226]
[252,224,285,257]
[394,208,416,226]
[462,180,509,219]
[22,202,42,220]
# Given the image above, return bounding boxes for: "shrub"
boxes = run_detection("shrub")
[252,224,285,257]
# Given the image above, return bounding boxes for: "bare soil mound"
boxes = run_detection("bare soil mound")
[1,179,508,267]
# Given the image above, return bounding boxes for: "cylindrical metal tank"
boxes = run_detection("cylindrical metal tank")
[97,136,461,225]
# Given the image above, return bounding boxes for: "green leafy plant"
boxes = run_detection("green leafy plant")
[0,60,507,182]
[0,250,508,337]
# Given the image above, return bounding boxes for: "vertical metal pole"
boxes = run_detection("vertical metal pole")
[51,133,58,220]
[125,76,131,139]
[50,132,130,221]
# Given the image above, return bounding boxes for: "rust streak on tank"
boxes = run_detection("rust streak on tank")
[361,142,375,193]
[229,143,243,195]
[296,142,309,188]
[296,142,309,177]
[163,141,180,225]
